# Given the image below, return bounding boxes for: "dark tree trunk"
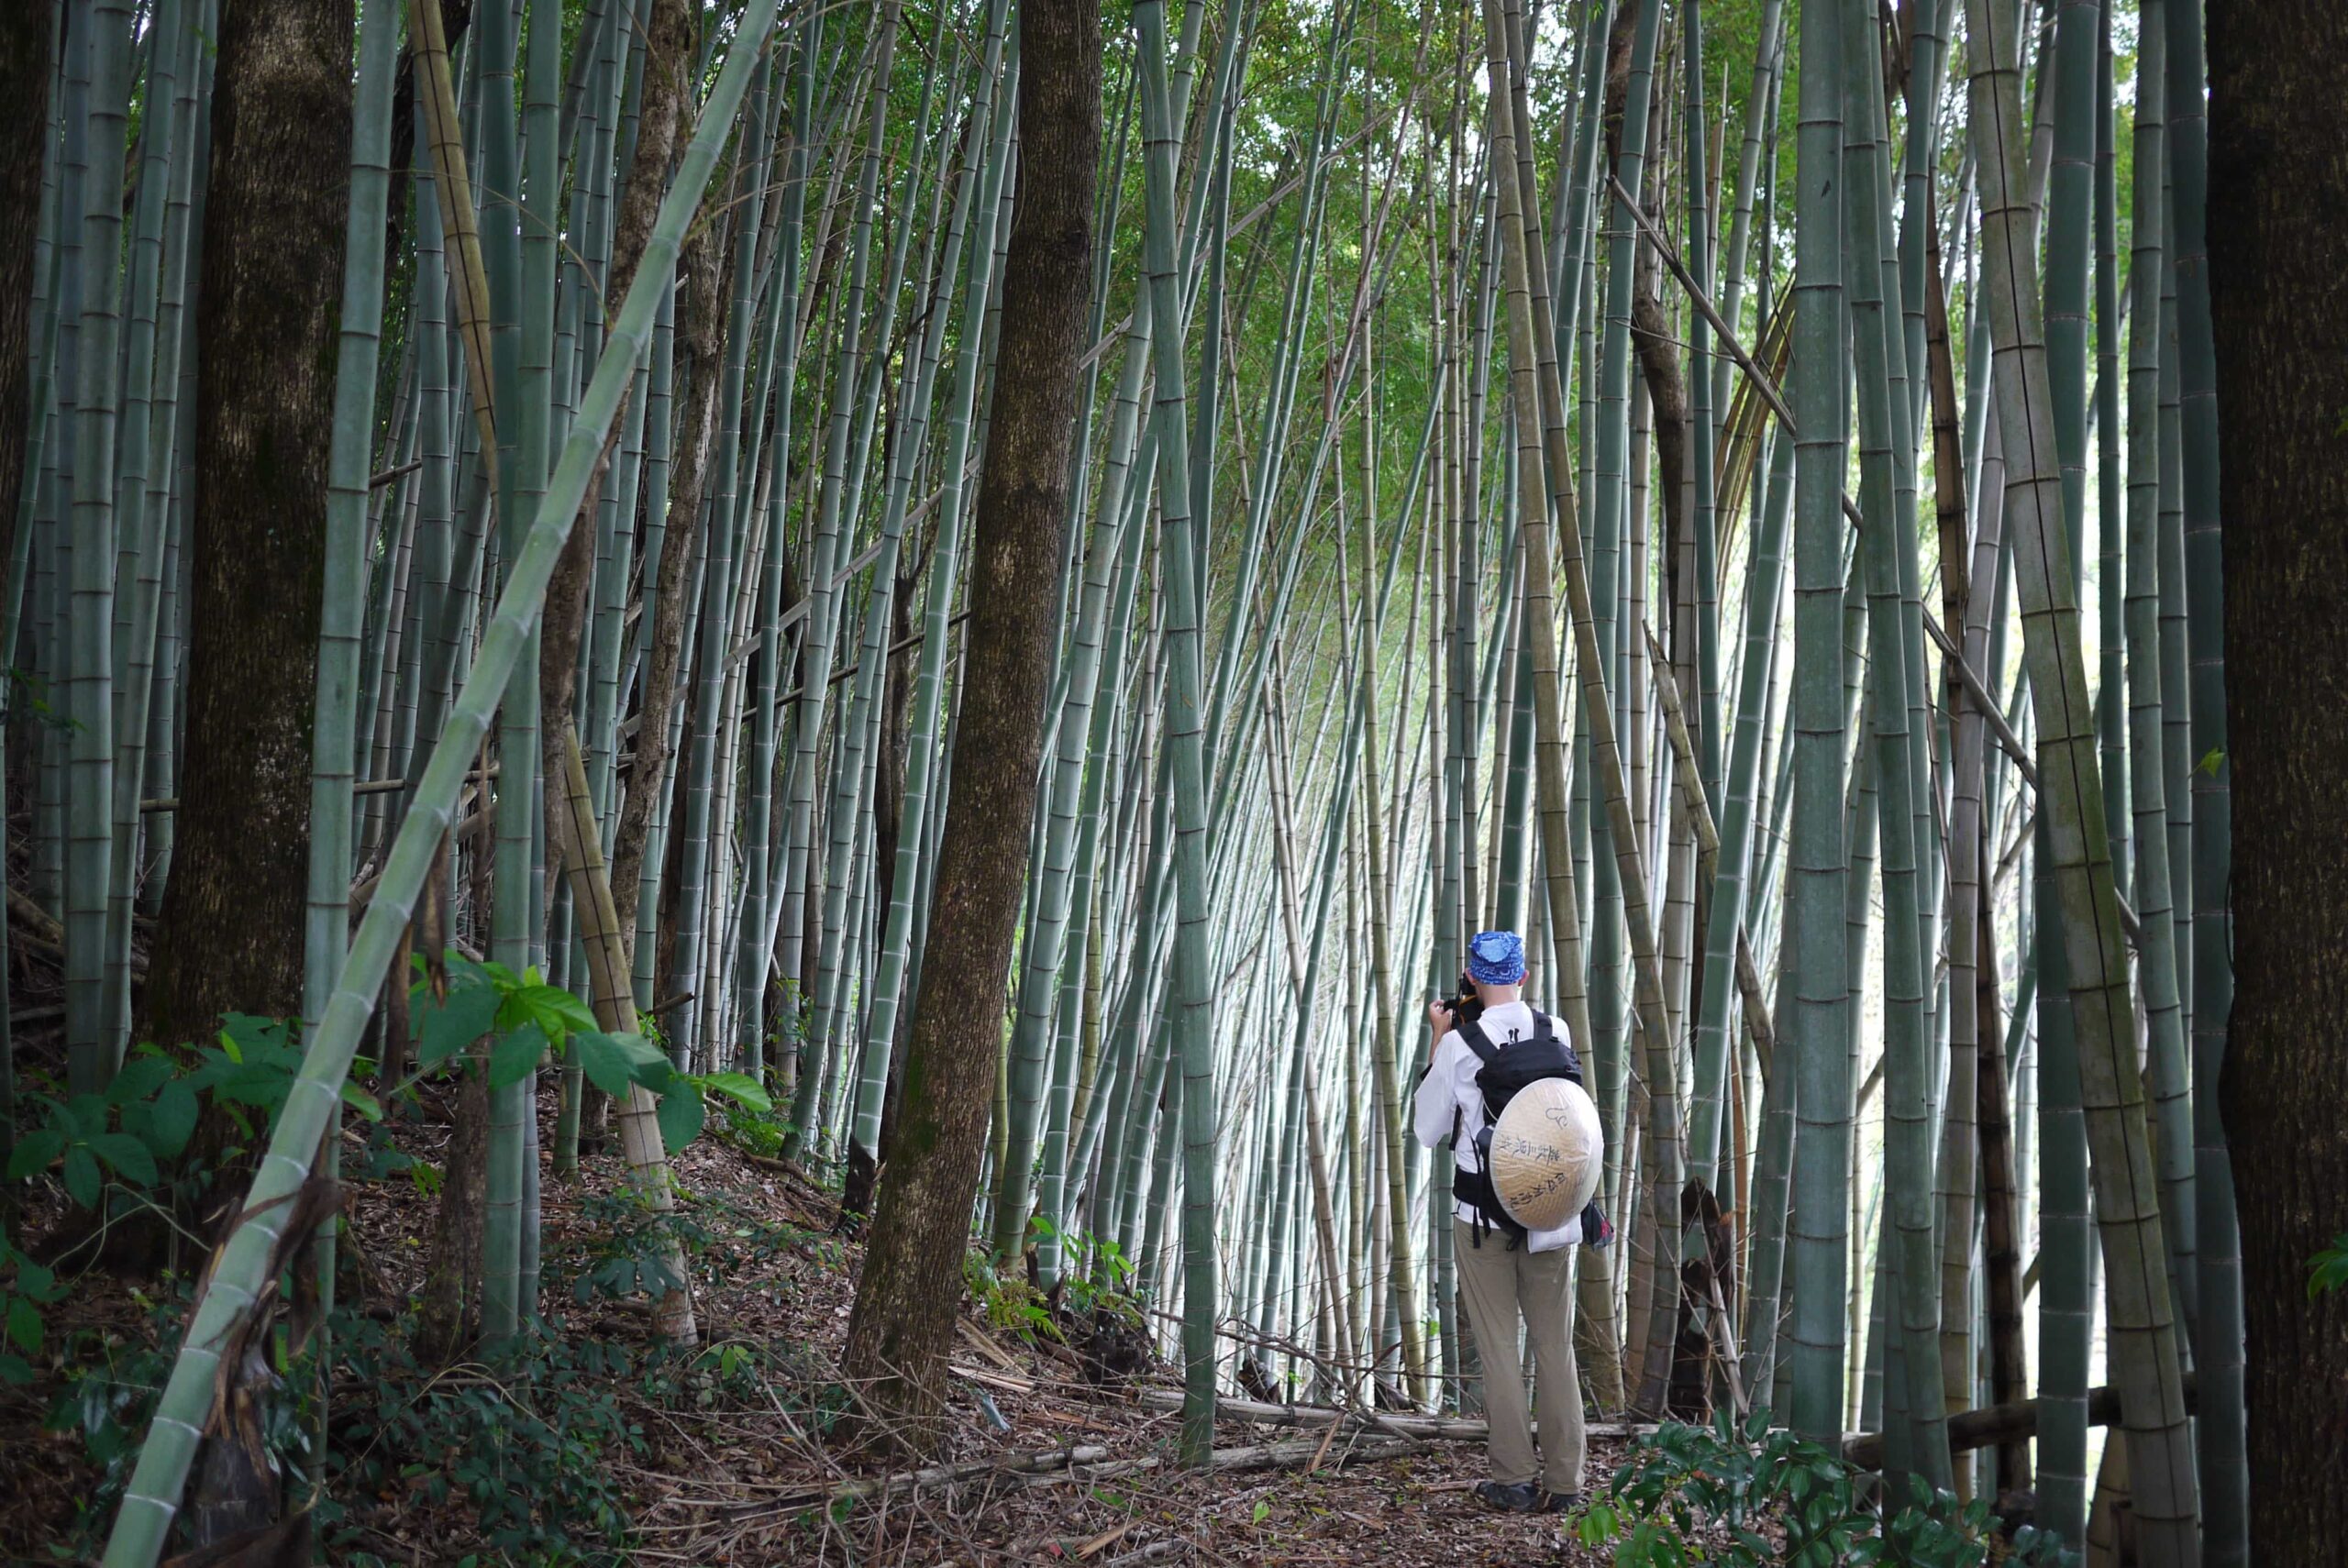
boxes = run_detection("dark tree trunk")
[839,0,1098,1451]
[382,1,473,278]
[537,0,693,788]
[1974,837,2031,1496]
[2210,4,2348,1560]
[0,3,52,591]
[608,182,724,956]
[145,0,351,1043]
[413,1063,489,1365]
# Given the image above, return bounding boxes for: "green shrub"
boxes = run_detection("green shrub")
[1574,1410,2077,1568]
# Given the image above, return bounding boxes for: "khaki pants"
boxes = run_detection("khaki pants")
[1453,1217,1587,1495]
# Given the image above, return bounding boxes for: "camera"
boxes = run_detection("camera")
[1445,971,1484,1030]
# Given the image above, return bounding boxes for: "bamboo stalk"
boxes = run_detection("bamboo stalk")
[97,12,777,1554]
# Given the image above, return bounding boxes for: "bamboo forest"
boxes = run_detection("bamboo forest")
[0,0,2339,1562]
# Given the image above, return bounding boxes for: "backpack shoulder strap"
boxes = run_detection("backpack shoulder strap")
[1454,1015,1501,1067]
[1531,1009,1586,1084]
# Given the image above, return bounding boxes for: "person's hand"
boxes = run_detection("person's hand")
[1426,998,1453,1033]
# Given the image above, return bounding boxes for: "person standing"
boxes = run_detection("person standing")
[1413,929,1595,1513]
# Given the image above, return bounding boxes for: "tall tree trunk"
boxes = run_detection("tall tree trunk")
[146,0,352,1043]
[537,0,692,771]
[0,2,52,583]
[2210,5,2348,1559]
[839,0,1098,1450]
[609,204,723,951]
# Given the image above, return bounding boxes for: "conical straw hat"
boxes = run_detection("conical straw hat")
[1489,1077,1604,1232]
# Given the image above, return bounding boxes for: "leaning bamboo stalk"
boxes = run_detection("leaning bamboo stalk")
[548,723,697,1342]
[96,12,776,1556]
[410,0,501,488]
[1959,0,2199,1556]
[1473,0,1627,1410]
[1641,627,1778,1071]
[1490,0,1679,1412]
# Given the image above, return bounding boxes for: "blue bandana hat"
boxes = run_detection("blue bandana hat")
[1466,929,1526,986]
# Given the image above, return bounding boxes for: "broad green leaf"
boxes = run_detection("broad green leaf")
[0,1352,30,1386]
[220,1013,289,1059]
[103,1056,174,1107]
[14,1260,56,1301]
[6,1129,65,1181]
[61,1146,101,1209]
[2309,1233,2348,1297]
[573,1030,670,1100]
[63,1094,109,1138]
[415,982,503,1069]
[487,1028,548,1089]
[88,1134,159,1188]
[502,983,596,1053]
[340,1081,385,1122]
[694,1071,771,1112]
[6,1296,39,1354]
[656,1083,705,1154]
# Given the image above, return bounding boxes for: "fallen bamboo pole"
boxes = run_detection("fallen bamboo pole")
[718,1431,1427,1521]
[1137,1386,1673,1444]
[1842,1371,2197,1471]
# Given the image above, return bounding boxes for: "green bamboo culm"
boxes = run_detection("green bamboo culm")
[1959,0,2201,1556]
[2160,0,2245,1551]
[300,0,404,1465]
[2120,0,2195,1354]
[1133,0,1221,1465]
[96,8,780,1554]
[64,0,134,1098]
[1784,0,1851,1449]
[1839,0,1948,1490]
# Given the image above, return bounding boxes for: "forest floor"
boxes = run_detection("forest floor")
[0,1027,1618,1567]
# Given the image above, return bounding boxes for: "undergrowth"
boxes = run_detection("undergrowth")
[1577,1411,2078,1568]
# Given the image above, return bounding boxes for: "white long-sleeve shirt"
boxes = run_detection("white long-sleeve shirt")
[1413,999,1583,1253]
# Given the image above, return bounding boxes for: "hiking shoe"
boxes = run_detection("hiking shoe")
[1475,1481,1541,1512]
[1540,1490,1584,1515]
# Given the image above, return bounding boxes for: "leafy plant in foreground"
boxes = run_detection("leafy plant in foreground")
[1576,1410,2077,1568]
[409,953,771,1156]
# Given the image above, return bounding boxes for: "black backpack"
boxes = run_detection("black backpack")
[1447,1011,1594,1249]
